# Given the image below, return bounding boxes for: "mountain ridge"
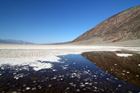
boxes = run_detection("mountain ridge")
[0,39,34,44]
[72,5,140,45]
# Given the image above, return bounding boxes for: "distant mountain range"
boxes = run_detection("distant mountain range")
[72,5,140,45]
[0,39,34,44]
[49,41,72,45]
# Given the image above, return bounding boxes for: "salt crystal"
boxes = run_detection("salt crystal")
[118,84,122,87]
[116,53,133,57]
[26,87,30,90]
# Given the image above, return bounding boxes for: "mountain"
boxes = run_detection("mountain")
[0,39,34,44]
[49,41,72,45]
[72,5,140,45]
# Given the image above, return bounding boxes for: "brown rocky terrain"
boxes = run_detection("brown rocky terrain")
[72,5,140,45]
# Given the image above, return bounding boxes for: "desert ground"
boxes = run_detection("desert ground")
[0,44,140,71]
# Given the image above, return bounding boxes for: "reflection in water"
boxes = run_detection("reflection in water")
[0,53,140,93]
[82,50,140,88]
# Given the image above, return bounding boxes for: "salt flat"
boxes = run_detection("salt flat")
[0,44,140,71]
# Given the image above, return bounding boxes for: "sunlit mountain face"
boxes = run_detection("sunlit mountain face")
[81,50,140,88]
[72,5,140,45]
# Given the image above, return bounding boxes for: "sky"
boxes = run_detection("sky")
[0,0,140,44]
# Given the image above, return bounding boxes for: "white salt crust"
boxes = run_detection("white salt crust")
[116,53,133,57]
[0,45,139,71]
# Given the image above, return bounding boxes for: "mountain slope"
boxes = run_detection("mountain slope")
[72,5,140,45]
[0,39,34,44]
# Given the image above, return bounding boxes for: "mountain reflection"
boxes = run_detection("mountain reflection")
[81,50,140,88]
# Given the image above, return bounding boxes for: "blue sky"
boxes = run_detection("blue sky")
[0,0,140,44]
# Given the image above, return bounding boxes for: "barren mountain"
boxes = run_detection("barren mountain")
[0,39,34,44]
[72,5,140,45]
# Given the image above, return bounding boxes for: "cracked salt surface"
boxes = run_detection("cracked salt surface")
[0,45,125,71]
[0,45,140,72]
[29,62,53,71]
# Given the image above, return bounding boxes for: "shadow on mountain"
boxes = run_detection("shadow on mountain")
[81,50,140,88]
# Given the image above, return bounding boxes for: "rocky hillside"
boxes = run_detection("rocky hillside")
[72,5,140,45]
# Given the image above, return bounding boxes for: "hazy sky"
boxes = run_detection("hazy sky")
[0,0,140,44]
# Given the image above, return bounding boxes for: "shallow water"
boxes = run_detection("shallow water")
[82,50,140,88]
[0,51,140,93]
